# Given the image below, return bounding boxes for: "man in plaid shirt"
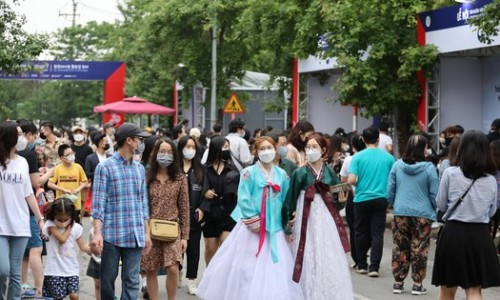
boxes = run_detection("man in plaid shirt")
[91,123,152,300]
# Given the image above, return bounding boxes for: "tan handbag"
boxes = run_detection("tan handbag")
[150,219,179,242]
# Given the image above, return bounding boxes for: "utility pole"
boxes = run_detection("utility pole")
[59,0,79,59]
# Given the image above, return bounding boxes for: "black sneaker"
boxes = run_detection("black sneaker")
[142,286,149,299]
[411,284,428,295]
[393,282,404,294]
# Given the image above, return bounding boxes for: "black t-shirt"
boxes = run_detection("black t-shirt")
[17,149,39,216]
[71,143,94,168]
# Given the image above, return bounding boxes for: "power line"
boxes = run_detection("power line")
[59,0,79,28]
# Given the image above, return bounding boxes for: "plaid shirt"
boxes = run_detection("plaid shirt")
[91,152,149,248]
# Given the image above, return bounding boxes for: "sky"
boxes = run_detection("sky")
[8,0,123,34]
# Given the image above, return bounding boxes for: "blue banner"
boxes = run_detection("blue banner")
[418,0,492,32]
[0,61,124,80]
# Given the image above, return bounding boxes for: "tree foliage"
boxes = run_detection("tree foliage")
[319,0,439,116]
[469,0,500,44]
[0,0,48,74]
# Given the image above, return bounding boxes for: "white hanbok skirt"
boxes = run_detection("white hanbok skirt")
[290,191,354,300]
[197,221,304,300]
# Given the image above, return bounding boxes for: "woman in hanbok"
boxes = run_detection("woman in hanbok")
[283,133,353,300]
[197,137,303,300]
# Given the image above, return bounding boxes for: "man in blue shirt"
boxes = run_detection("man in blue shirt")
[91,123,151,300]
[348,126,394,277]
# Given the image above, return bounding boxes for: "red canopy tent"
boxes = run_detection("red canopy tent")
[93,96,175,115]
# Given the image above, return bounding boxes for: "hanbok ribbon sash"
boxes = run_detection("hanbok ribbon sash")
[292,163,350,283]
[256,181,281,262]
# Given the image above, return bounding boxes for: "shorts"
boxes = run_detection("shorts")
[86,258,100,279]
[43,275,79,298]
[202,217,236,238]
[24,216,43,257]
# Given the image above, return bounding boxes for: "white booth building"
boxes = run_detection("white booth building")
[417,0,500,140]
[295,56,372,134]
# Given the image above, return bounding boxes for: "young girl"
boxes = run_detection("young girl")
[43,197,91,300]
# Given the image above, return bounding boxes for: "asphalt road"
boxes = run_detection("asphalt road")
[28,216,500,299]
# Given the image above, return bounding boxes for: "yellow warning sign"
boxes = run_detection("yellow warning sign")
[223,93,245,114]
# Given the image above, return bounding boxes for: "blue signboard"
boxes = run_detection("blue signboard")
[0,61,124,80]
[418,0,492,32]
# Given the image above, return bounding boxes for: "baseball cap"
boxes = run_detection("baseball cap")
[189,127,201,139]
[115,123,151,141]
[71,125,85,133]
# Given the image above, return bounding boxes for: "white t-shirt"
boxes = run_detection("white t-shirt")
[378,133,393,153]
[43,220,83,276]
[339,155,356,192]
[0,155,34,237]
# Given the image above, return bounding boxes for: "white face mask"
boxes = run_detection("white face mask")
[15,135,28,151]
[73,134,84,142]
[258,149,276,164]
[306,149,322,163]
[183,149,196,160]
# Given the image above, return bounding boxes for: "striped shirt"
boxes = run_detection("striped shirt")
[91,152,149,248]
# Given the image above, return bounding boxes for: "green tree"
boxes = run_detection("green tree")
[469,0,500,44]
[16,22,118,126]
[113,0,258,120]
[0,0,48,74]
[0,0,48,118]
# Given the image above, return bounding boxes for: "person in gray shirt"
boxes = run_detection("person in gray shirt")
[432,130,500,300]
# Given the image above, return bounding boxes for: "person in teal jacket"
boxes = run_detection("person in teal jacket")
[197,136,303,300]
[387,134,439,295]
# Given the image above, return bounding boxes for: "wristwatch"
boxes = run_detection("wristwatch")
[37,217,45,223]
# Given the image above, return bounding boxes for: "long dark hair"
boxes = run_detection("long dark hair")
[147,138,182,187]
[490,140,500,171]
[456,130,496,179]
[0,121,18,170]
[178,135,204,185]
[288,120,314,152]
[327,135,343,163]
[46,197,77,226]
[206,136,229,166]
[402,134,427,165]
[447,136,460,166]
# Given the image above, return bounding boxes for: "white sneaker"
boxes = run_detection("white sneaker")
[186,279,198,295]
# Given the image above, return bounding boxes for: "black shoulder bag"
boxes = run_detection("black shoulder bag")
[442,178,477,221]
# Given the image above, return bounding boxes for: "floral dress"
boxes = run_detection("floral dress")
[141,174,190,269]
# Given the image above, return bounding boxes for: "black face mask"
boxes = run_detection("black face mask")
[220,150,231,161]
[39,132,46,140]
[445,137,453,146]
[103,144,110,151]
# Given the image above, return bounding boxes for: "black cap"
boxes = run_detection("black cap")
[492,118,500,130]
[115,123,151,141]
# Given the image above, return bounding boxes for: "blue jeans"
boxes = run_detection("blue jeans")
[0,235,29,300]
[100,241,142,300]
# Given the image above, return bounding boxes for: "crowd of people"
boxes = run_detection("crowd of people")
[0,116,499,300]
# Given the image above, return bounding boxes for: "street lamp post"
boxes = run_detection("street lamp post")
[174,63,185,125]
[210,0,217,127]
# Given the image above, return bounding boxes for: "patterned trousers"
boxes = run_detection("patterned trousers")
[391,216,432,284]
